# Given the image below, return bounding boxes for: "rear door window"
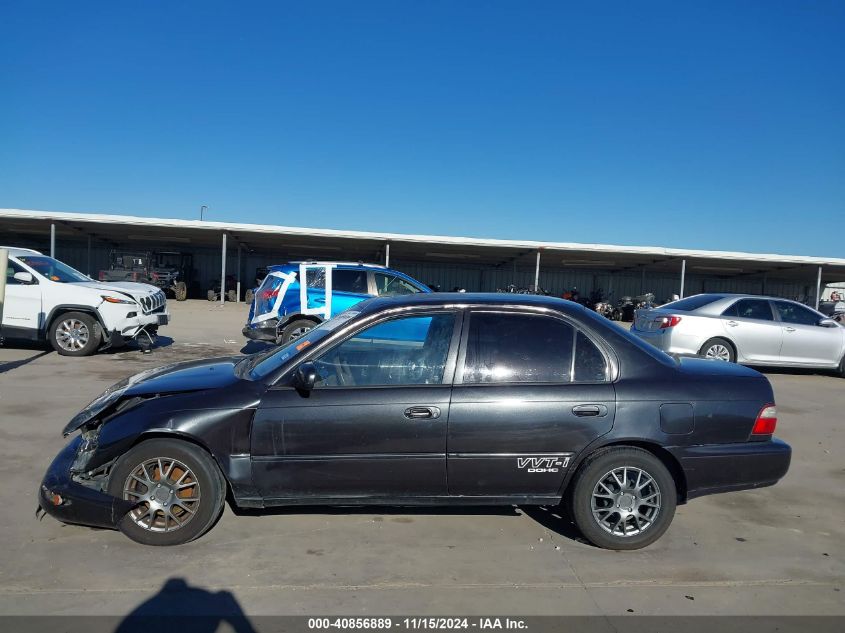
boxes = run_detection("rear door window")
[332,269,368,294]
[722,299,774,321]
[462,312,574,384]
[773,301,821,326]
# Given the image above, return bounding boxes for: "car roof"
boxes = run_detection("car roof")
[1,246,42,257]
[355,292,588,315]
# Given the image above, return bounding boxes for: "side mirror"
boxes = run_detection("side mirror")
[13,271,34,284]
[819,318,839,328]
[293,362,319,391]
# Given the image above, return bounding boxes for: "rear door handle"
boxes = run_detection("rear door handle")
[404,406,441,420]
[572,404,608,417]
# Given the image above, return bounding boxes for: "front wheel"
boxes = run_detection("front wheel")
[107,439,226,546]
[700,337,736,362]
[276,318,316,345]
[207,290,216,301]
[567,447,677,550]
[174,281,188,301]
[244,289,254,304]
[49,312,102,356]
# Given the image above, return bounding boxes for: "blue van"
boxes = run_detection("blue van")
[243,262,431,344]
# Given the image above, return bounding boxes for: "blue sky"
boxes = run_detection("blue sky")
[1,1,843,256]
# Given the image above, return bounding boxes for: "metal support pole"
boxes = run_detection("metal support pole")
[86,235,92,276]
[762,272,767,296]
[385,243,390,268]
[680,259,686,299]
[0,249,8,336]
[220,233,227,304]
[640,268,645,294]
[533,250,541,292]
[815,266,822,310]
[50,224,56,258]
[236,244,242,303]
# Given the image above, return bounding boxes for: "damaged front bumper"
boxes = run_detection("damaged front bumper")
[242,322,277,342]
[38,436,134,530]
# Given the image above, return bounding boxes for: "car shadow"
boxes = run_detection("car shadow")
[231,504,520,519]
[100,335,175,354]
[750,365,838,378]
[113,577,256,633]
[230,503,595,545]
[240,340,274,355]
[0,349,54,374]
[519,505,594,546]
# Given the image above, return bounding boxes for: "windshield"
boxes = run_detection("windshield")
[18,255,90,283]
[247,310,362,380]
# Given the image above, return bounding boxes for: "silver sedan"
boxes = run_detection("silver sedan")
[631,293,845,374]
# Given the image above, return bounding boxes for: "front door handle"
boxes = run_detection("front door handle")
[572,404,608,417]
[785,326,796,333]
[727,320,738,327]
[404,406,441,420]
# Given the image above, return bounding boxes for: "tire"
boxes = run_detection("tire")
[699,337,736,362]
[567,447,677,550]
[48,311,102,356]
[276,318,316,345]
[227,289,238,303]
[244,289,254,304]
[836,353,845,378]
[174,282,188,301]
[207,290,216,301]
[107,439,226,546]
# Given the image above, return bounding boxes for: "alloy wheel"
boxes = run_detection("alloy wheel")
[705,344,731,361]
[55,319,90,352]
[591,466,661,537]
[122,457,201,533]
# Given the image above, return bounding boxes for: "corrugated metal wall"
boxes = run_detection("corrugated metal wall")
[16,237,814,303]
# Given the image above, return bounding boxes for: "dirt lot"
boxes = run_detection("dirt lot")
[0,300,842,616]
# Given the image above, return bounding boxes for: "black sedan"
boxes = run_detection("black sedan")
[39,293,791,549]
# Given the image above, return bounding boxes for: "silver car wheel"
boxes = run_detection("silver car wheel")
[591,466,661,537]
[123,457,201,533]
[55,318,90,352]
[705,344,731,361]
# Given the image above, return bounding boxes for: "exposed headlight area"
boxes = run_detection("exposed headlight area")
[100,295,136,305]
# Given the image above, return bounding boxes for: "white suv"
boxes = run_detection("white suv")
[2,247,170,356]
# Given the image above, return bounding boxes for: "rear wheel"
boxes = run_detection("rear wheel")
[276,318,316,345]
[49,312,102,356]
[567,447,676,550]
[836,353,845,378]
[174,281,187,301]
[107,439,225,546]
[207,290,216,301]
[700,337,736,362]
[245,289,255,304]
[227,289,238,303]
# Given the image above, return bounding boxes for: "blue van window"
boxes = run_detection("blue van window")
[333,269,367,293]
[313,313,455,387]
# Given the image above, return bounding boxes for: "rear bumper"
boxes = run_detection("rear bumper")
[667,438,791,500]
[631,327,701,356]
[38,437,132,530]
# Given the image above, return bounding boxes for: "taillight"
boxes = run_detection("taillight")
[659,315,682,329]
[752,405,777,436]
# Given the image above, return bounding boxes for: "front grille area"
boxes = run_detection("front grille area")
[139,291,166,314]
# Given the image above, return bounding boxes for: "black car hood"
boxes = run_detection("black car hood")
[676,356,763,379]
[62,357,243,436]
[123,356,243,396]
